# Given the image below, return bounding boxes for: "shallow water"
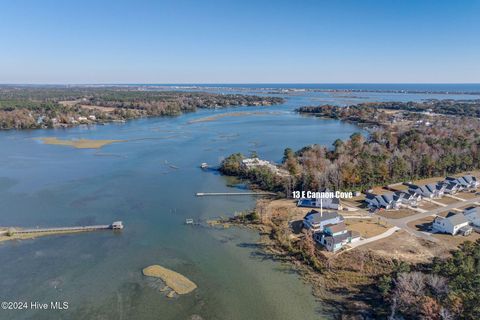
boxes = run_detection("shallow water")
[0,89,478,319]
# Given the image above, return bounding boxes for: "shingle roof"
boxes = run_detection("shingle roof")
[445,213,469,225]
[325,222,346,233]
[304,210,342,224]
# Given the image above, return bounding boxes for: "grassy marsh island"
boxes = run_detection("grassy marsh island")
[142,265,197,297]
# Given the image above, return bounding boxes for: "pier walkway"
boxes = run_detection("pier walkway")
[196,192,276,196]
[11,221,124,235]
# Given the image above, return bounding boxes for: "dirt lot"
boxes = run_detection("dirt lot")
[341,197,367,209]
[435,196,461,205]
[377,209,418,219]
[408,216,435,232]
[418,202,440,211]
[433,232,480,249]
[389,184,408,191]
[407,216,480,250]
[456,191,479,200]
[359,230,447,263]
[345,218,391,238]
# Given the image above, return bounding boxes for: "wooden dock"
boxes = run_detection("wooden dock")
[196,192,276,197]
[11,221,124,235]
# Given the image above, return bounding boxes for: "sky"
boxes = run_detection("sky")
[0,0,479,84]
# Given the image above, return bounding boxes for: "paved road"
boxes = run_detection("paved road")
[347,226,400,250]
[382,196,480,241]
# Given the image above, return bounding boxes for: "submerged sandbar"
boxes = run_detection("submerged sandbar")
[36,137,124,149]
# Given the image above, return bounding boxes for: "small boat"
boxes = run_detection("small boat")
[185,219,194,225]
[200,162,209,169]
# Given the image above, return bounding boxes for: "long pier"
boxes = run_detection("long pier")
[9,221,124,235]
[196,192,276,197]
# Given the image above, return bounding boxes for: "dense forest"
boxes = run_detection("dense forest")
[378,240,480,319]
[298,99,480,118]
[221,102,480,192]
[0,86,284,129]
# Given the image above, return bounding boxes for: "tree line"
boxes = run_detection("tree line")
[0,87,284,129]
[221,102,480,193]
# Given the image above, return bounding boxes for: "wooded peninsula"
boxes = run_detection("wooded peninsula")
[221,100,480,192]
[0,86,284,129]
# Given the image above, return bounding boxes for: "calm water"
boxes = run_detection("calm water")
[1,88,479,320]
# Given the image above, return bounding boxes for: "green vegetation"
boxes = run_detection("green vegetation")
[219,154,285,192]
[0,86,284,129]
[298,99,480,118]
[222,102,480,192]
[379,240,480,319]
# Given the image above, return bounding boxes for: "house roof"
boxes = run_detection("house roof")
[325,222,346,233]
[324,231,352,245]
[444,213,469,225]
[304,210,342,224]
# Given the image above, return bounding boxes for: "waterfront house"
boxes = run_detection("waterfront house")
[432,213,472,236]
[303,210,344,233]
[313,222,361,252]
[297,189,342,210]
[297,197,342,210]
[241,158,289,176]
[365,192,402,211]
[464,207,480,227]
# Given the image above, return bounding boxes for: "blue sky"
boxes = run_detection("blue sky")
[1,0,479,83]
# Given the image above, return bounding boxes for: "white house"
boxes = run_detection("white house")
[432,213,472,236]
[464,207,480,227]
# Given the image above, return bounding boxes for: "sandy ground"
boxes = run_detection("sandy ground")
[188,111,279,124]
[345,218,391,238]
[358,230,445,263]
[0,229,90,243]
[407,216,480,250]
[377,209,418,219]
[435,196,460,205]
[37,137,124,149]
[80,105,116,112]
[142,265,197,295]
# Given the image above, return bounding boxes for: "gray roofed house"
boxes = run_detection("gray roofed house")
[303,210,344,233]
[433,213,472,235]
[445,175,479,190]
[297,197,342,210]
[365,192,402,211]
[405,183,444,199]
[464,206,480,227]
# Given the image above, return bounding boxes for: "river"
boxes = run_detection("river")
[1,86,479,319]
